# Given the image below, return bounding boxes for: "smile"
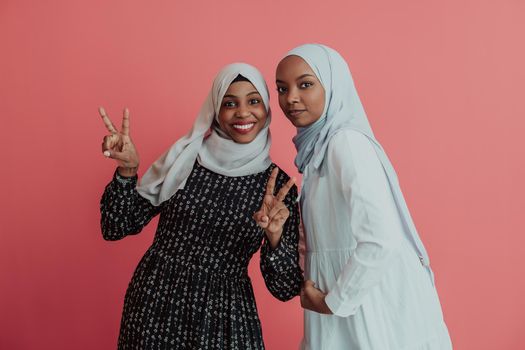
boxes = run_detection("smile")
[232,123,255,133]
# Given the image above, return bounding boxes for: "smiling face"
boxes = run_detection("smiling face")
[217,81,268,144]
[275,55,326,128]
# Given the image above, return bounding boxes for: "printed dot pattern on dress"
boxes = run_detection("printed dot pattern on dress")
[100,162,302,349]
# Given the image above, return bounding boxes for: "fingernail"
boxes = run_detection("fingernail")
[103,151,110,157]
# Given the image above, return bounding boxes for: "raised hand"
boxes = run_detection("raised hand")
[253,167,296,249]
[300,280,332,314]
[99,107,140,177]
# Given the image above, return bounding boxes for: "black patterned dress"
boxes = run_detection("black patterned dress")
[100,161,303,350]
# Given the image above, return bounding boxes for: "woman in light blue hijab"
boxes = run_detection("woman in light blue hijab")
[275,44,452,349]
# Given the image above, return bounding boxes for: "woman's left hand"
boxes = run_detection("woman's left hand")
[253,167,296,249]
[300,280,333,314]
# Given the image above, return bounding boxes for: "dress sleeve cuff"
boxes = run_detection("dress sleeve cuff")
[261,238,296,275]
[113,169,138,187]
[325,287,357,317]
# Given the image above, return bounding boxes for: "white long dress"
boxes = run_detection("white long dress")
[300,129,452,350]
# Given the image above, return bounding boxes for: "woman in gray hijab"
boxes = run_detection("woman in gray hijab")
[99,63,302,349]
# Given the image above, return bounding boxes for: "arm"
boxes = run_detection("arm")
[260,182,303,301]
[98,107,160,241]
[324,130,403,317]
[100,170,162,241]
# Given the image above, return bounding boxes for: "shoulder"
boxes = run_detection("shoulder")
[328,129,374,153]
[327,129,377,165]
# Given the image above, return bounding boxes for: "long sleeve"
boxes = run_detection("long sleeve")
[260,173,303,302]
[100,169,163,241]
[324,130,404,317]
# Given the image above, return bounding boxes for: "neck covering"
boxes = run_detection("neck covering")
[284,44,433,277]
[136,63,272,206]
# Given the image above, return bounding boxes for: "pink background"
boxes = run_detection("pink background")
[2,0,524,349]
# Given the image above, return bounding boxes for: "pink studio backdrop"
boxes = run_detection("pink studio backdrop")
[1,0,524,349]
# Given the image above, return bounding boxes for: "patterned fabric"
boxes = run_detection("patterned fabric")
[100,161,302,349]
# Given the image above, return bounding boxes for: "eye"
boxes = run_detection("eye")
[300,81,313,89]
[276,86,287,94]
[223,100,236,108]
[249,98,261,105]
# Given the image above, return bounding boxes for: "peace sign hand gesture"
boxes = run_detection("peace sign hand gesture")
[99,107,140,177]
[253,167,296,249]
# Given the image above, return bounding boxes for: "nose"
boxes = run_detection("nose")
[286,87,300,105]
[235,103,251,118]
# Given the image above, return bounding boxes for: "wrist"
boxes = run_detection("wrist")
[321,295,333,315]
[118,165,139,177]
[266,230,283,250]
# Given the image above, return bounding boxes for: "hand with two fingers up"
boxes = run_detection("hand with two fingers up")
[99,107,140,177]
[253,167,296,250]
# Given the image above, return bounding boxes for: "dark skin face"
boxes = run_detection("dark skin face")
[275,55,326,128]
[217,81,268,144]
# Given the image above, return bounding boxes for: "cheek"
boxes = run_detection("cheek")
[217,109,225,122]
[310,90,325,115]
[217,110,230,127]
[256,107,268,124]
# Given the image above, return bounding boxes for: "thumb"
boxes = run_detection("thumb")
[106,150,127,162]
[258,216,269,229]
[253,211,269,228]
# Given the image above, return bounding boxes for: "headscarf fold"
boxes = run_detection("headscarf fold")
[137,63,272,206]
[285,44,433,280]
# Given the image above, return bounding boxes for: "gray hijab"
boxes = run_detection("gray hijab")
[137,63,272,206]
[285,44,433,281]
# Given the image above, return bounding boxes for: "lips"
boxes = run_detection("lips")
[287,109,306,117]
[231,122,255,134]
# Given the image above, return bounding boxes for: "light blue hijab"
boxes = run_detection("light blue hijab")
[285,44,434,280]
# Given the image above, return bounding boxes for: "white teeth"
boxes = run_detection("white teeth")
[233,123,254,130]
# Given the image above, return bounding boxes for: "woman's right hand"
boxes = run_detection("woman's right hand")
[99,107,140,177]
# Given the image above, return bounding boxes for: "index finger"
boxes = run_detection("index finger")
[121,108,130,136]
[276,177,296,202]
[265,167,279,196]
[99,107,118,134]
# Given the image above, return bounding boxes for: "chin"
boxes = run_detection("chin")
[286,117,300,127]
[291,120,309,128]
[232,136,256,144]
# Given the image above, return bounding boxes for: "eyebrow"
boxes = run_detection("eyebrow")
[276,73,316,84]
[223,91,260,99]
